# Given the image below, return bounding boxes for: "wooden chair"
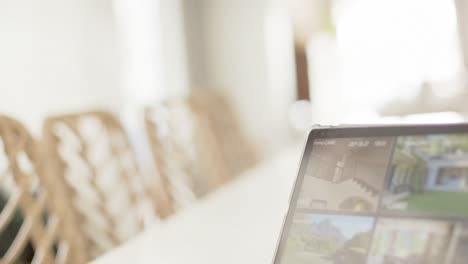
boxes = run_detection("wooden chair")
[42,111,151,260]
[189,90,258,177]
[0,115,81,264]
[145,98,229,216]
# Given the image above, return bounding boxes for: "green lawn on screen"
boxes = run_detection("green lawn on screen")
[407,191,468,217]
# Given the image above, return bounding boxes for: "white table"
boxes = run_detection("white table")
[92,144,303,264]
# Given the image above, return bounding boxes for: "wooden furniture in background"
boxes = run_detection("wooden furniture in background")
[189,90,258,178]
[145,96,230,217]
[0,115,80,264]
[288,0,334,101]
[293,44,310,100]
[42,111,152,260]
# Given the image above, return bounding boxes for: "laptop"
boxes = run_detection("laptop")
[273,124,468,264]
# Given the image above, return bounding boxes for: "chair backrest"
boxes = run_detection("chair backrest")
[42,111,148,259]
[0,115,81,264]
[145,98,228,216]
[189,90,258,177]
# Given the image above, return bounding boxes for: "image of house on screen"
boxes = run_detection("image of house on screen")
[386,152,468,196]
[424,155,468,191]
[282,213,374,264]
[368,218,452,264]
[383,135,468,216]
[297,138,393,212]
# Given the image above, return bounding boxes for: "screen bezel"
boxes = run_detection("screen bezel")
[272,123,468,263]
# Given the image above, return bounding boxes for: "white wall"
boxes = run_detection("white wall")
[0,0,297,152]
[114,0,164,106]
[183,0,297,153]
[456,0,468,70]
[0,0,121,134]
[159,0,190,98]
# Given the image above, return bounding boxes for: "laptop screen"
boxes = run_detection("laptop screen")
[276,133,468,264]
